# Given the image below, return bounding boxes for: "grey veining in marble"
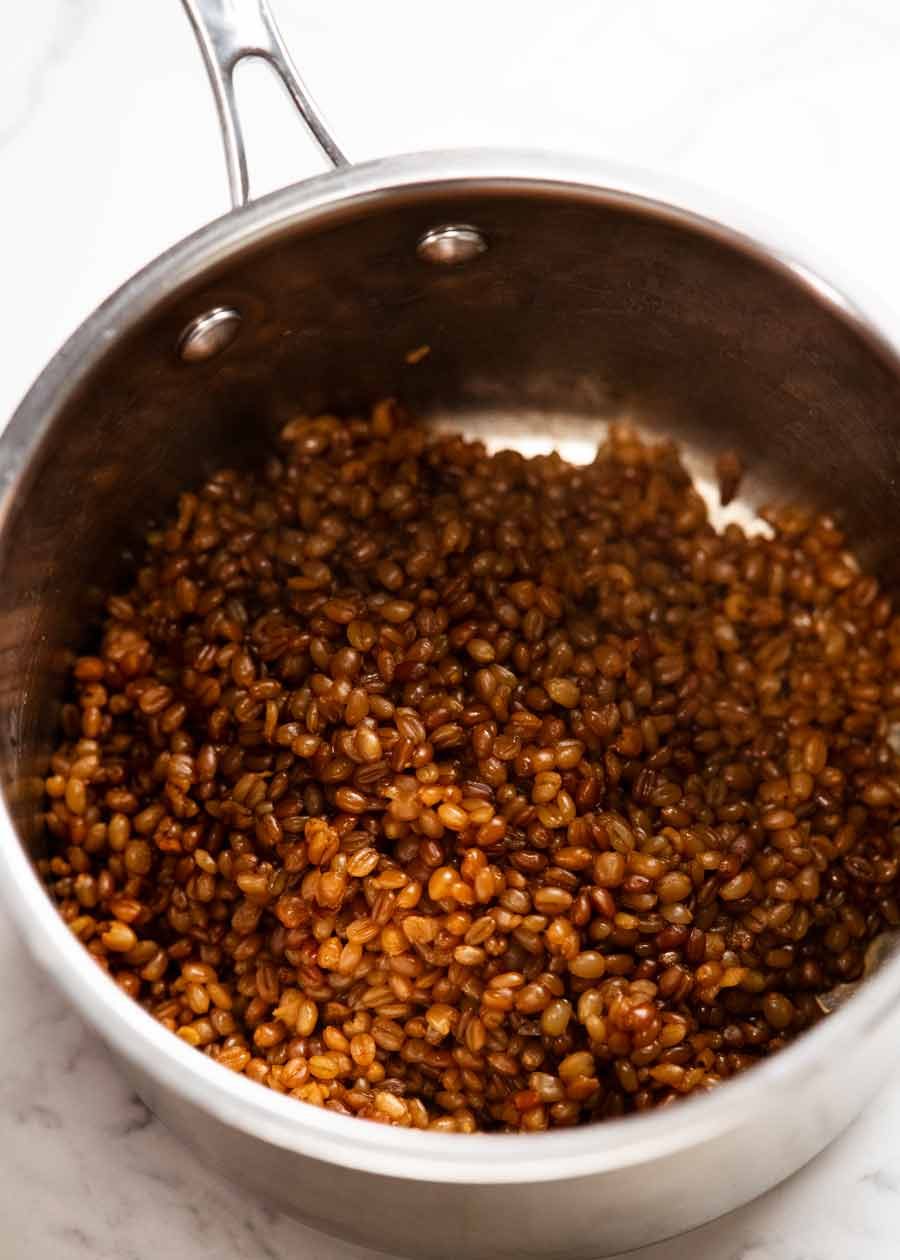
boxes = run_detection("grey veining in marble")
[4,2,900,1257]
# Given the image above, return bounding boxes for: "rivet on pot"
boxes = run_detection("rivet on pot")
[416,224,487,266]
[178,307,242,362]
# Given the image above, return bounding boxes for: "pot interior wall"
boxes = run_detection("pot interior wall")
[3,181,900,853]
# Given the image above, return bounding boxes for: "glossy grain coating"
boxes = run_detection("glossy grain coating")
[40,408,900,1138]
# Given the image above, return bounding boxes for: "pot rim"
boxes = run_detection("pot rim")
[3,146,900,1186]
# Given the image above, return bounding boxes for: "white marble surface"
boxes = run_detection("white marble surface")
[5,2,900,1257]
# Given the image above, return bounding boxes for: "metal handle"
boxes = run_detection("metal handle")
[180,0,348,209]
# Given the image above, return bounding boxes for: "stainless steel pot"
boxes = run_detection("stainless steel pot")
[3,3,900,1257]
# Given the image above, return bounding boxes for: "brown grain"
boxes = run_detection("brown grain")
[40,403,900,1133]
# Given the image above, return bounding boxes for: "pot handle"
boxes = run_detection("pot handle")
[180,0,348,208]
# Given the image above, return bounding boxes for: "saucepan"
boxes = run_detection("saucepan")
[3,2,900,1257]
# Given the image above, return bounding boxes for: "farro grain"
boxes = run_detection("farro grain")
[40,403,900,1132]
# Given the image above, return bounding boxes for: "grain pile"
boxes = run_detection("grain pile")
[41,401,900,1131]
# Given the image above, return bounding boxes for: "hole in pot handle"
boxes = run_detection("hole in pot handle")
[180,0,348,209]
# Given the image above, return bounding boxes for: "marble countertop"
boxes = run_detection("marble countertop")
[4,2,900,1257]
